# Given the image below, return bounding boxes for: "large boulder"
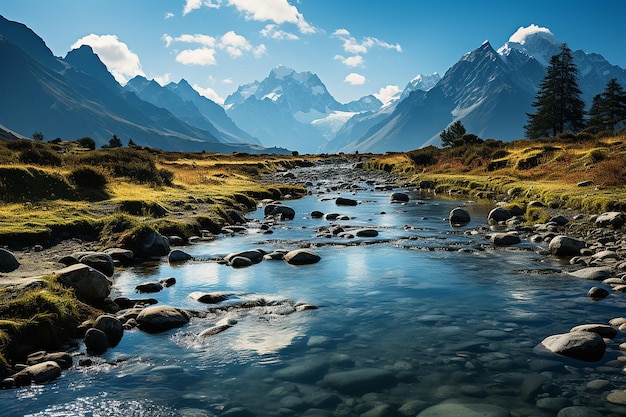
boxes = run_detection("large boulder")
[103,248,134,266]
[336,197,358,206]
[487,207,512,224]
[136,305,190,333]
[84,328,110,354]
[491,233,521,246]
[225,249,265,265]
[72,252,115,277]
[123,228,170,259]
[266,204,296,220]
[389,192,409,203]
[95,314,124,346]
[595,211,626,228]
[537,331,606,362]
[0,248,20,273]
[26,351,72,369]
[449,207,471,226]
[53,263,111,302]
[549,235,586,257]
[168,249,193,263]
[12,361,62,386]
[569,267,612,281]
[284,249,321,266]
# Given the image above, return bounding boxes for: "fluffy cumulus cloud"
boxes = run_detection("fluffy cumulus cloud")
[71,34,144,84]
[334,54,363,67]
[333,28,402,54]
[182,0,315,34]
[374,85,401,105]
[193,83,225,105]
[344,73,366,85]
[260,24,299,40]
[164,31,264,65]
[508,24,554,44]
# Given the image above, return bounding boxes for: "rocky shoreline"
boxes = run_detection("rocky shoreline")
[2,159,626,415]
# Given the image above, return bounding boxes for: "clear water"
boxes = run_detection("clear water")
[2,187,624,417]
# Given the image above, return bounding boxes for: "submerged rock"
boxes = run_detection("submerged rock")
[322,368,395,394]
[284,249,321,265]
[537,331,606,362]
[416,403,510,417]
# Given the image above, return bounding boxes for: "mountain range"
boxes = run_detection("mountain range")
[1,14,625,154]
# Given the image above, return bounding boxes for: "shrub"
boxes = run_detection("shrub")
[75,137,96,150]
[18,144,62,166]
[68,166,108,188]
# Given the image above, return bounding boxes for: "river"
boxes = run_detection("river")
[2,165,624,417]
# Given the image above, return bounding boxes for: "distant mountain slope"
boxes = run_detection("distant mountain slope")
[0,14,278,153]
[325,28,626,153]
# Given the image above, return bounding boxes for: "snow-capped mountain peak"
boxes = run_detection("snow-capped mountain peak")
[497,24,561,66]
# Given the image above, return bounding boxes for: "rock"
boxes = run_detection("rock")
[12,361,62,386]
[95,314,124,346]
[0,248,20,273]
[225,249,265,265]
[169,249,193,263]
[136,305,190,333]
[588,286,610,299]
[228,209,247,224]
[336,197,358,206]
[26,351,72,369]
[135,282,163,293]
[577,180,594,187]
[73,252,115,277]
[113,296,158,309]
[536,397,570,412]
[284,249,321,265]
[389,192,409,203]
[398,400,429,416]
[596,211,626,228]
[53,263,111,302]
[311,210,324,218]
[160,277,176,287]
[221,407,255,417]
[84,328,110,354]
[198,322,235,337]
[266,204,296,220]
[355,228,379,237]
[230,256,253,268]
[449,207,471,225]
[607,390,626,406]
[419,180,435,189]
[557,406,604,417]
[322,368,395,394]
[549,235,586,257]
[416,403,509,417]
[487,207,512,224]
[361,404,394,417]
[274,358,329,383]
[537,331,606,362]
[592,250,618,260]
[123,228,170,259]
[570,323,617,339]
[491,233,521,246]
[569,267,612,281]
[103,248,134,265]
[189,291,229,304]
[549,215,569,226]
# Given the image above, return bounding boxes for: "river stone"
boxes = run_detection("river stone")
[607,390,626,406]
[336,197,358,206]
[189,291,229,304]
[569,267,612,281]
[266,204,296,220]
[54,263,111,302]
[570,323,617,339]
[549,235,586,257]
[557,406,605,417]
[169,249,193,263]
[311,210,324,218]
[322,368,395,394]
[284,249,321,265]
[536,397,570,412]
[26,351,72,369]
[225,249,265,265]
[136,305,190,333]
[491,233,521,246]
[398,400,429,416]
[12,361,62,386]
[449,207,471,225]
[538,331,606,362]
[133,229,171,258]
[0,248,20,273]
[355,228,379,237]
[417,403,510,417]
[135,282,163,293]
[230,256,253,268]
[389,192,409,203]
[95,314,124,346]
[103,247,134,265]
[361,404,394,417]
[73,252,115,277]
[596,211,626,228]
[588,286,609,299]
[274,358,329,382]
[84,328,110,354]
[487,207,512,224]
[221,407,255,417]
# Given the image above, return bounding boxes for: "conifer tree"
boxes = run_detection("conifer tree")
[587,78,626,133]
[440,120,466,147]
[525,44,585,139]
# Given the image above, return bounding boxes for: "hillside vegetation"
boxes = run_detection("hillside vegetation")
[364,133,626,215]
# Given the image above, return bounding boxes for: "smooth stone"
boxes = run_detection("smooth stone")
[355,228,379,237]
[586,379,613,392]
[398,400,429,416]
[607,390,626,405]
[94,314,124,346]
[26,351,72,369]
[136,305,190,333]
[487,207,512,224]
[596,211,626,228]
[570,323,617,339]
[274,359,329,383]
[389,192,409,203]
[159,277,176,287]
[189,291,229,304]
[536,397,570,412]
[537,331,606,362]
[53,263,111,302]
[230,256,253,268]
[311,210,324,218]
[266,204,296,220]
[335,197,358,206]
[135,282,163,293]
[476,329,508,340]
[417,403,510,417]
[0,248,20,272]
[84,328,110,354]
[11,361,62,386]
[569,267,612,281]
[588,286,610,299]
[322,368,395,394]
[284,249,321,265]
[449,207,471,225]
[491,233,521,246]
[169,249,193,263]
[549,235,586,257]
[74,252,115,277]
[557,406,605,417]
[361,404,393,417]
[225,249,264,265]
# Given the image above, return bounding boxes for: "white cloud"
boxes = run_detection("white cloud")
[167,33,216,47]
[333,28,402,55]
[183,0,221,16]
[334,54,363,67]
[165,12,175,19]
[193,83,225,105]
[374,85,401,105]
[344,73,366,85]
[261,24,299,40]
[220,30,251,57]
[175,47,217,65]
[508,24,553,44]
[154,73,172,86]
[223,78,234,84]
[71,34,144,84]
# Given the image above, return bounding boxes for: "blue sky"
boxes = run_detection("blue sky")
[1,0,625,105]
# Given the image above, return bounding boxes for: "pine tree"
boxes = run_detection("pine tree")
[525,44,585,139]
[440,120,466,148]
[587,78,626,133]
